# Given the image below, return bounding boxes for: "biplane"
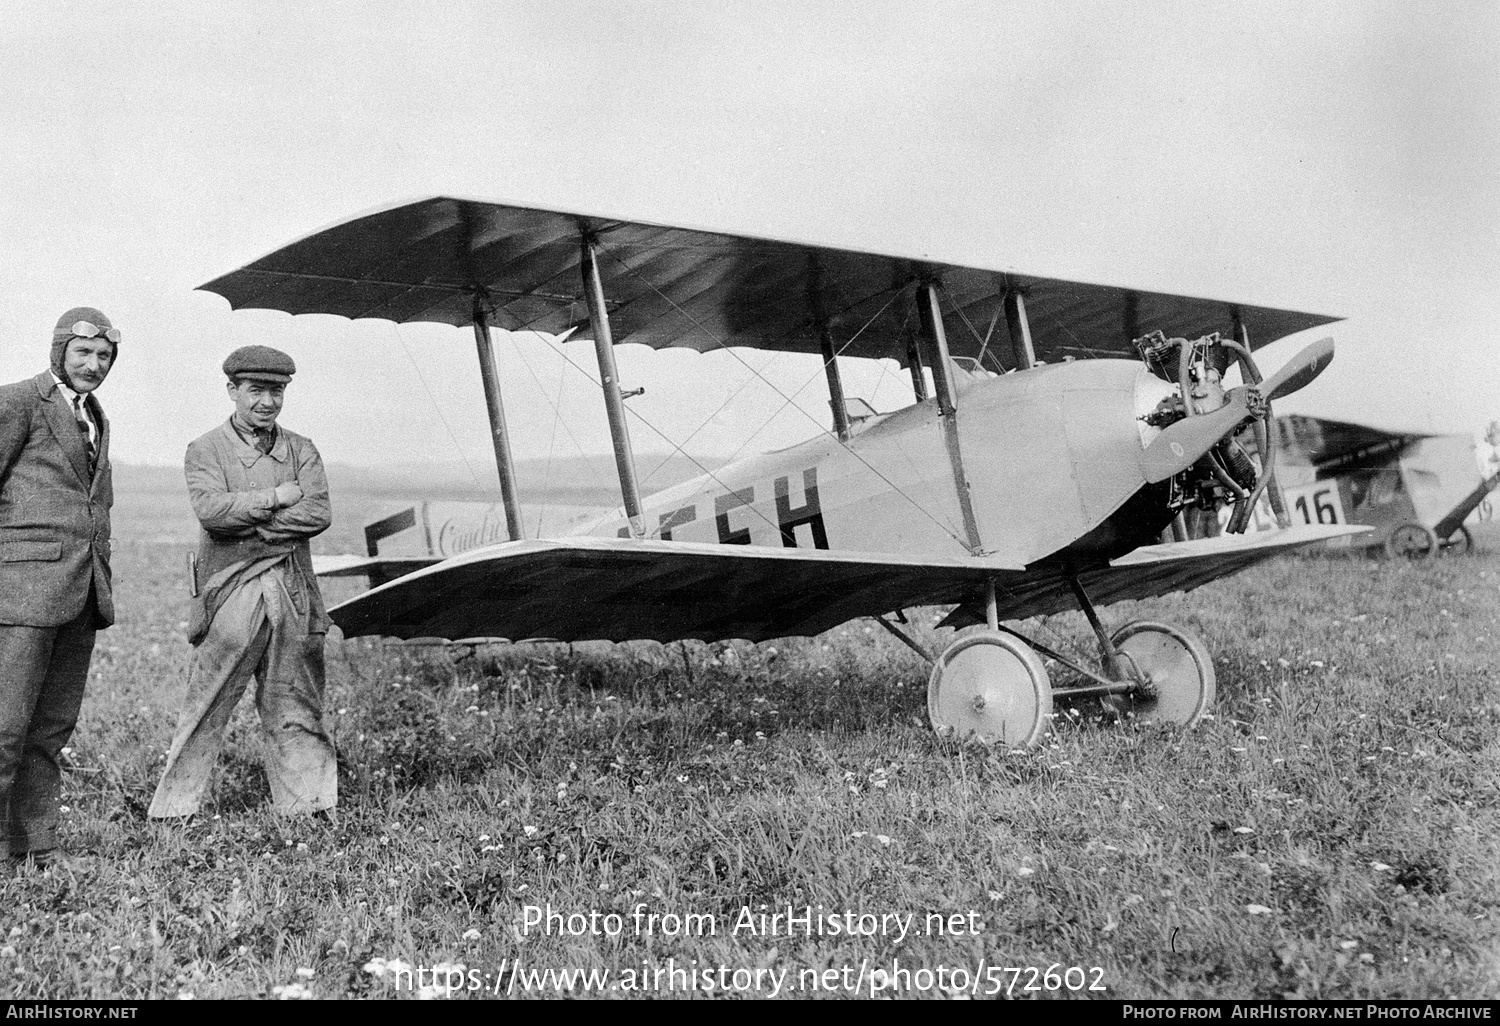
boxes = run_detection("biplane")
[1215,414,1496,558]
[198,196,1365,748]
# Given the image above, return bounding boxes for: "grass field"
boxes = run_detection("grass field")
[1,470,1496,1000]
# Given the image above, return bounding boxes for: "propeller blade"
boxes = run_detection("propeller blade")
[1140,391,1252,484]
[1259,336,1334,401]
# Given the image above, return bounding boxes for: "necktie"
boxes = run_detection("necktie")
[72,395,96,465]
[255,429,275,455]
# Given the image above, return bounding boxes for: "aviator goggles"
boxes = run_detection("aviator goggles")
[70,320,122,344]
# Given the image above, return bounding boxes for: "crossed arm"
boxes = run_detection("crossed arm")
[186,436,332,542]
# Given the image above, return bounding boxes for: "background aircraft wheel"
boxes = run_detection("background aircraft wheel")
[1439,525,1473,556]
[1102,621,1215,728]
[1386,522,1438,560]
[928,632,1052,749]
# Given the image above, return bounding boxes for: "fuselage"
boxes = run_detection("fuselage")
[578,359,1176,568]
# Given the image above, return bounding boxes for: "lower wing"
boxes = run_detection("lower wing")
[327,525,1365,645]
[941,523,1370,628]
[328,537,1022,643]
[311,553,439,582]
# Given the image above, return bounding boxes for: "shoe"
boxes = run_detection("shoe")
[15,849,92,874]
[10,850,51,874]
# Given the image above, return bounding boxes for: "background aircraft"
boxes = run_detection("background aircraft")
[1210,414,1498,558]
[201,197,1363,748]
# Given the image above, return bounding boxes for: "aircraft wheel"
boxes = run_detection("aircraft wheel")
[928,632,1052,749]
[1386,522,1438,560]
[1102,621,1215,728]
[1439,525,1473,556]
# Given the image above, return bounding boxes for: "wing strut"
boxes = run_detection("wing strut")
[904,328,929,402]
[819,325,852,441]
[916,281,985,554]
[582,238,646,537]
[472,298,524,541]
[1002,290,1038,369]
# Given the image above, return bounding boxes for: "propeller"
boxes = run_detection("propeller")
[1140,336,1335,485]
[1141,391,1255,483]
[1259,336,1334,401]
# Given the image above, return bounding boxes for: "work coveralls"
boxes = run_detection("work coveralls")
[148,419,335,818]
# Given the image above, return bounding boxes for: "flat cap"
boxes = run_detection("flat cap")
[223,345,296,384]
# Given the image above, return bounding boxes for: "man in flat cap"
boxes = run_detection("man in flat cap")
[148,346,337,819]
[0,308,118,867]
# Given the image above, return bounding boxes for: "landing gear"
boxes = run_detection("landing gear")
[1386,522,1438,560]
[927,632,1052,748]
[1439,525,1473,556]
[1101,621,1215,728]
[923,577,1218,749]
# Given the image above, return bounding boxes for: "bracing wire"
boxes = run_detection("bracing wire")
[457,246,1115,669]
[518,318,1090,663]
[514,326,787,537]
[952,299,1007,374]
[719,287,906,464]
[387,321,485,490]
[600,251,971,549]
[714,288,900,465]
[536,356,569,536]
[639,347,790,488]
[501,325,616,538]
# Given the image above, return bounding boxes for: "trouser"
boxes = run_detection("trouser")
[148,567,336,818]
[0,604,97,857]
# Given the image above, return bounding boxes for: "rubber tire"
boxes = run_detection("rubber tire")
[1386,522,1438,560]
[1439,525,1473,556]
[1103,621,1215,729]
[928,632,1052,749]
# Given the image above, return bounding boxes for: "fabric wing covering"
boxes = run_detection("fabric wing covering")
[940,524,1368,630]
[199,196,1339,366]
[327,526,1366,644]
[1275,415,1427,469]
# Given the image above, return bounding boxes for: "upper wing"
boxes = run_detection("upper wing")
[1276,415,1429,470]
[942,524,1370,628]
[199,196,1340,367]
[328,526,1364,645]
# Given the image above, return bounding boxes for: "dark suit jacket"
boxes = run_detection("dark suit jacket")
[0,370,114,627]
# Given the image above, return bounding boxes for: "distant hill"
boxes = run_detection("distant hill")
[320,452,729,505]
[115,452,728,505]
[110,454,731,548]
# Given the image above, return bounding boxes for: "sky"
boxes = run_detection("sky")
[3,1,1497,489]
